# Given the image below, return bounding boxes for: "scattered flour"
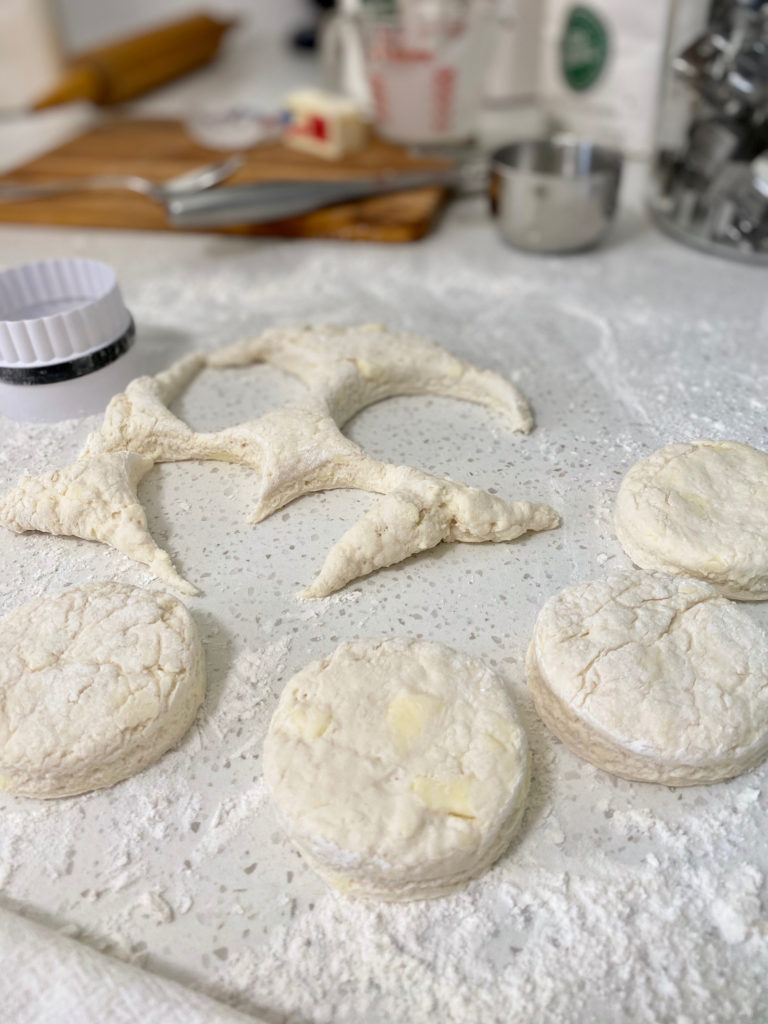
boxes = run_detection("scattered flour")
[0,232,767,1022]
[208,826,768,1024]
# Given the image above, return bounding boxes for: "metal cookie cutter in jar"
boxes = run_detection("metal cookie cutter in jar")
[650,0,768,263]
[0,259,139,422]
[358,0,497,147]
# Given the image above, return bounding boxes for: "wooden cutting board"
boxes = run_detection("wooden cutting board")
[0,119,449,243]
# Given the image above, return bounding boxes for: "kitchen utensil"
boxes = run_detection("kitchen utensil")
[0,119,450,242]
[673,9,768,117]
[650,0,768,262]
[166,161,490,228]
[0,155,245,203]
[19,13,232,113]
[0,258,138,422]
[358,1,496,146]
[489,138,623,253]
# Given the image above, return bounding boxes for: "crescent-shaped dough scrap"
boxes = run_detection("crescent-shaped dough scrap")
[0,452,195,594]
[301,470,560,598]
[207,323,534,431]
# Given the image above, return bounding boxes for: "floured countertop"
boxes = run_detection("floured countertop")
[0,202,767,1024]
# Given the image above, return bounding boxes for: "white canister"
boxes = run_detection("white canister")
[0,0,63,111]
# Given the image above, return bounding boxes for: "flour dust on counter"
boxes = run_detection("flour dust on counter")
[205,743,768,1024]
[0,222,766,1024]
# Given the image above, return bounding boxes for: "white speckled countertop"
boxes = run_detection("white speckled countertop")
[1,36,768,1024]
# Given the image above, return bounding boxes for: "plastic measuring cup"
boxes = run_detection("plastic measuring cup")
[360,2,496,147]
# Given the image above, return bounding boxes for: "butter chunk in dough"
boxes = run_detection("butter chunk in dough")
[208,323,534,431]
[527,571,768,786]
[302,471,560,598]
[0,583,205,798]
[0,452,195,594]
[264,639,530,901]
[614,439,768,600]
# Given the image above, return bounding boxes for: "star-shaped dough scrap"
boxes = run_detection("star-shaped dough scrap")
[0,452,195,594]
[196,407,558,595]
[301,469,560,598]
[207,323,534,431]
[213,403,404,522]
[82,353,218,463]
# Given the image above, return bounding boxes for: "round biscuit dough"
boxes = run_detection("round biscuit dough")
[614,439,768,599]
[0,583,206,799]
[527,571,768,786]
[263,639,530,901]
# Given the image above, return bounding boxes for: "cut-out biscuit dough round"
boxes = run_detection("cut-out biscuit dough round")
[614,439,768,600]
[0,583,205,798]
[264,639,530,901]
[527,571,768,786]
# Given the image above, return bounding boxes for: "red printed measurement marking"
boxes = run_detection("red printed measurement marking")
[386,48,432,61]
[434,66,455,132]
[370,25,433,62]
[370,73,389,126]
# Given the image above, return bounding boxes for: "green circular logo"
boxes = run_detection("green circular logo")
[560,5,609,92]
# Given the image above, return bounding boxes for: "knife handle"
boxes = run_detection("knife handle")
[167,172,455,228]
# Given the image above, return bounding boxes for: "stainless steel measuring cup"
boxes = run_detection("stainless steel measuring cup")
[490,138,623,253]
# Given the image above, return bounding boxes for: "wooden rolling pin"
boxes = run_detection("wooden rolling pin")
[32,12,233,110]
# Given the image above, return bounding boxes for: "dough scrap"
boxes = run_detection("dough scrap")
[1,327,554,595]
[215,403,404,523]
[82,354,219,463]
[0,452,195,594]
[527,570,768,786]
[264,639,530,900]
[614,439,768,600]
[223,409,556,593]
[302,470,560,598]
[208,323,534,431]
[0,583,205,798]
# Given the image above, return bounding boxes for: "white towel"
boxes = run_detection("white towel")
[0,906,259,1024]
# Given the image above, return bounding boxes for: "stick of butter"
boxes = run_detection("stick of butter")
[282,88,369,160]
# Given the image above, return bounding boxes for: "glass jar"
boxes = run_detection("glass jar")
[650,0,768,263]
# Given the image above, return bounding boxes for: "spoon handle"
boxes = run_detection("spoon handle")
[0,175,158,199]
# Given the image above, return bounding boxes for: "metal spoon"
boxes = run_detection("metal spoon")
[0,154,245,202]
